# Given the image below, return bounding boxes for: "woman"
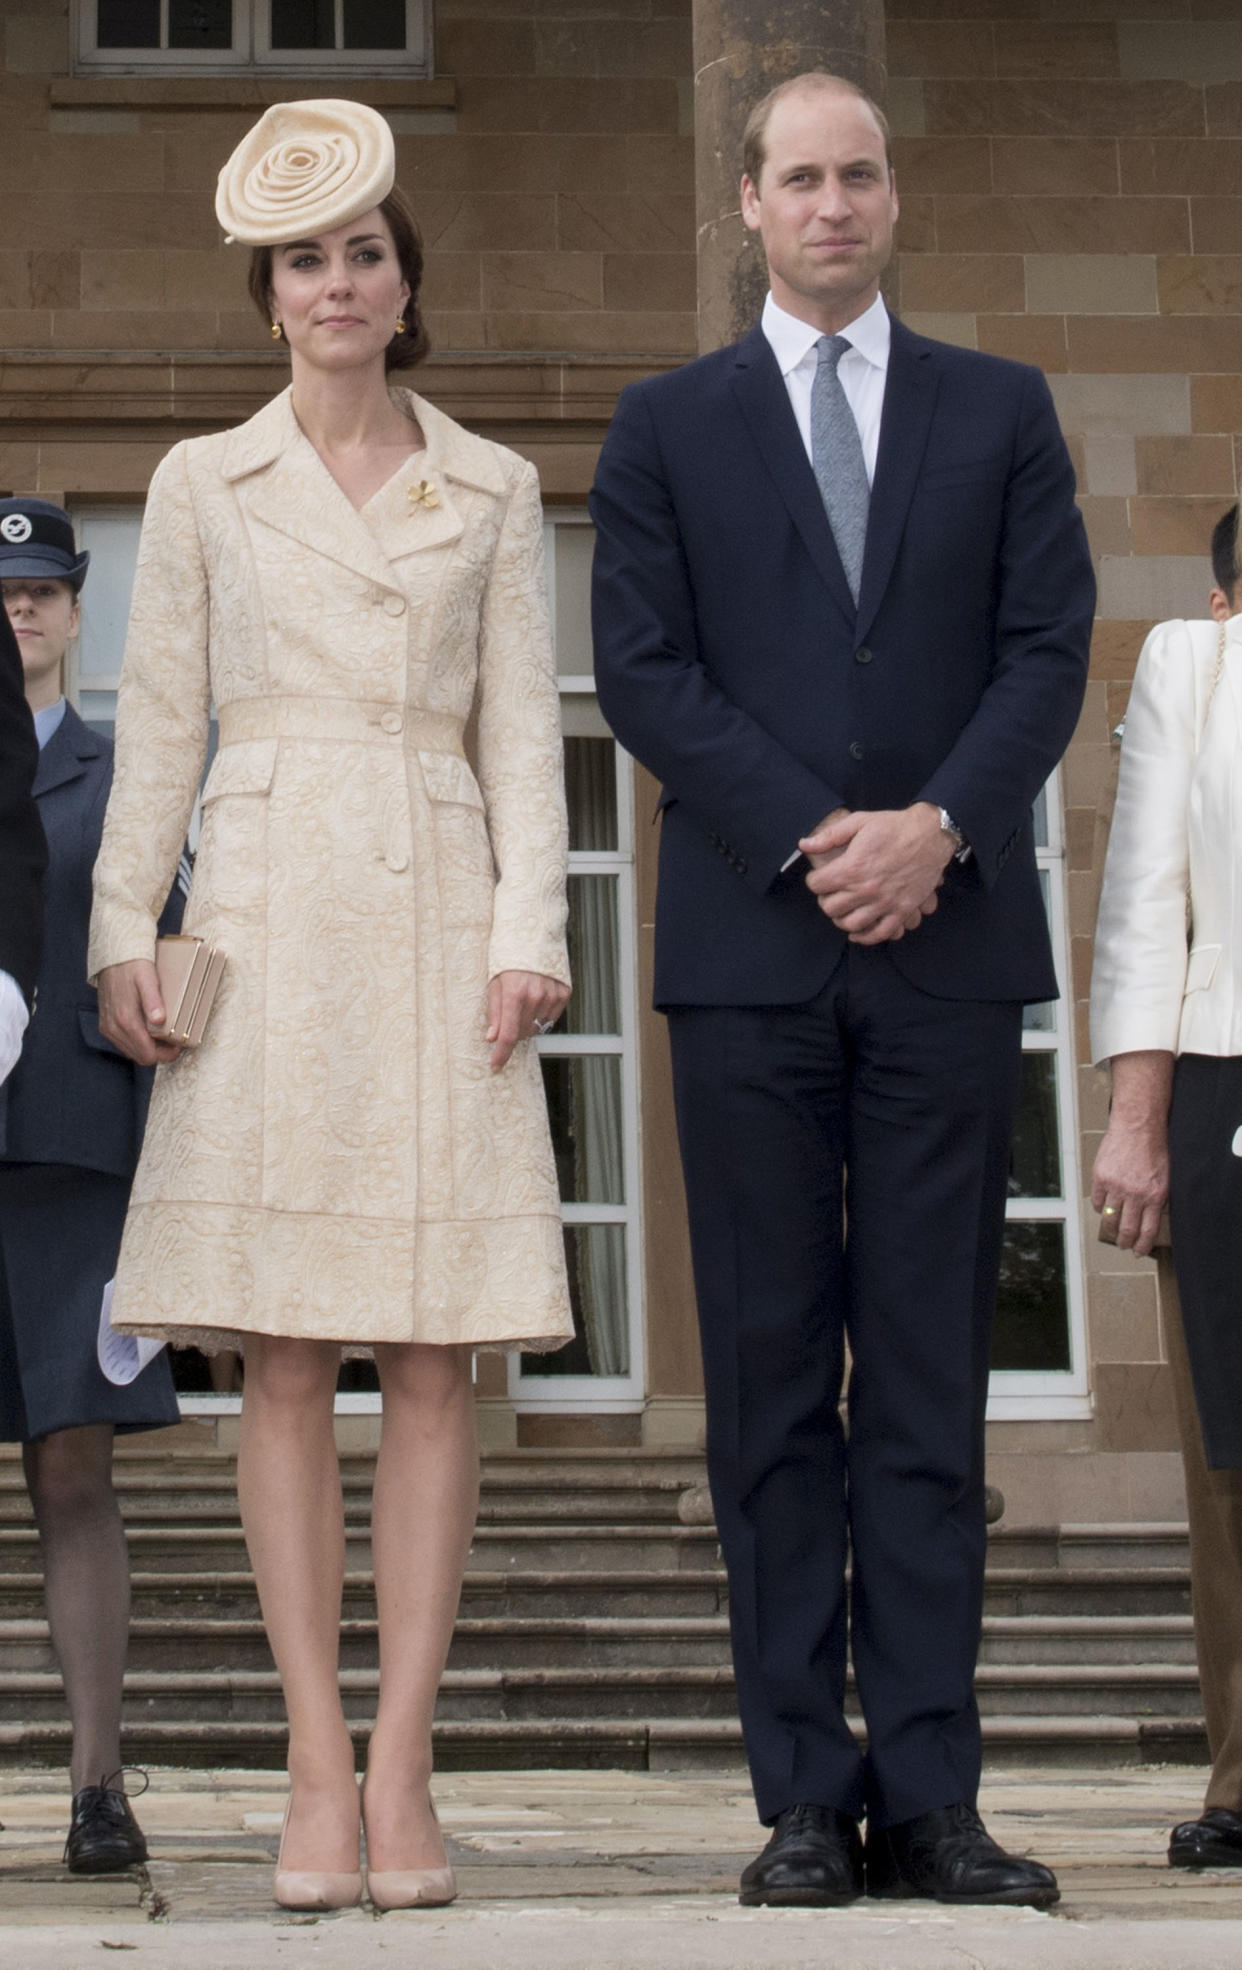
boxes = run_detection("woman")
[1091,501,1242,1869]
[89,100,572,1912]
[0,498,181,1872]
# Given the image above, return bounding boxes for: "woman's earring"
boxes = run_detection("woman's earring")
[395,318,406,335]
[270,322,282,341]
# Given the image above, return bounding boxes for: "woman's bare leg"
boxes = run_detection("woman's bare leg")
[23,1424,128,1796]
[363,1343,478,1870]
[236,1335,359,1871]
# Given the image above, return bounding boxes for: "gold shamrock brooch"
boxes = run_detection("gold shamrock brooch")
[409,479,440,510]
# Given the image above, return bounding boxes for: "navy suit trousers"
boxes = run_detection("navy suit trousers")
[667,945,1022,1828]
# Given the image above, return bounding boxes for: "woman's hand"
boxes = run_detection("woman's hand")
[486,970,570,1071]
[97,959,183,1067]
[1090,1050,1175,1258]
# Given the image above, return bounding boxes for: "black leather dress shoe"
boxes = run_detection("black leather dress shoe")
[866,1803,1059,1908]
[1169,1807,1242,1868]
[64,1784,149,1874]
[739,1803,864,1906]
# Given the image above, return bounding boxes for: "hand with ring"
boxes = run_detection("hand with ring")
[1089,1052,1172,1258]
[486,969,571,1072]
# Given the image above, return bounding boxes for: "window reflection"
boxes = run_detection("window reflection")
[1009,1054,1060,1198]
[541,1056,625,1205]
[553,876,620,1036]
[521,1225,629,1377]
[992,1222,1071,1371]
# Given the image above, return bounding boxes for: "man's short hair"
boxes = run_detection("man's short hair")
[1212,503,1240,599]
[741,71,893,189]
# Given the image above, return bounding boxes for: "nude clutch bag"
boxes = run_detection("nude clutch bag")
[152,934,225,1048]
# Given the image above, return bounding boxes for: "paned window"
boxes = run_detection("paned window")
[988,776,1089,1418]
[79,1,428,71]
[509,516,644,1411]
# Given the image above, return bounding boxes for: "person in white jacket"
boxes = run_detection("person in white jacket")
[1091,500,1242,1870]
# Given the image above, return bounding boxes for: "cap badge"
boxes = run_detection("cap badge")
[0,514,33,544]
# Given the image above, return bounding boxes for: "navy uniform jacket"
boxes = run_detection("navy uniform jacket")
[1,704,183,1172]
[0,610,45,1004]
[589,317,1096,1008]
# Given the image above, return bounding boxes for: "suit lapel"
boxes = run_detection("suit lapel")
[730,326,857,624]
[33,704,99,798]
[855,319,940,644]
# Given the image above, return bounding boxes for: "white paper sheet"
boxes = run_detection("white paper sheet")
[97,1278,167,1386]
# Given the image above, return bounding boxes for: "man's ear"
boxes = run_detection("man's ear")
[1209,586,1236,623]
[740,172,761,234]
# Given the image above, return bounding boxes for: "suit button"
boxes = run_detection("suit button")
[849,740,864,761]
[382,593,407,617]
[855,646,873,664]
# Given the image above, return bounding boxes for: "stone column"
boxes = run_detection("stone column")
[693,0,888,353]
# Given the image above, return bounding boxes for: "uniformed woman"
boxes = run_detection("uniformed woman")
[0,499,180,1873]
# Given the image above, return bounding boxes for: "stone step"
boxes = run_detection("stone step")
[0,1567,732,1621]
[0,1609,1198,1675]
[0,1658,1206,1728]
[0,1521,724,1575]
[0,1710,1209,1774]
[0,1558,1195,1623]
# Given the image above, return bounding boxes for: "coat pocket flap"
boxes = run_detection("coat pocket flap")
[1185,943,1222,994]
[201,739,278,804]
[78,1006,126,1058]
[418,750,484,809]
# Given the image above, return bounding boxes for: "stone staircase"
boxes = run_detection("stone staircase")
[0,1448,1207,1771]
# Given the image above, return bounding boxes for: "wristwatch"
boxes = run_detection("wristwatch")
[937,807,971,863]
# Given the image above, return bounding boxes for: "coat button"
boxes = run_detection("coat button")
[380,710,404,735]
[382,593,407,617]
[849,740,864,761]
[855,646,873,664]
[386,850,410,872]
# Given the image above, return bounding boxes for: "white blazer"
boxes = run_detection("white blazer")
[1092,614,1242,1065]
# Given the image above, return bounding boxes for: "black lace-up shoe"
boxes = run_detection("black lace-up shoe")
[1169,1807,1242,1868]
[738,1803,864,1906]
[64,1780,149,1874]
[866,1802,1059,1908]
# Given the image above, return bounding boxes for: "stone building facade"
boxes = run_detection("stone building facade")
[2,0,1239,1521]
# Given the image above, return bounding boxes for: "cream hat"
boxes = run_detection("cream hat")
[215,98,395,246]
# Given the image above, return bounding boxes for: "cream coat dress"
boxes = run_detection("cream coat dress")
[1092,614,1242,1067]
[89,386,573,1353]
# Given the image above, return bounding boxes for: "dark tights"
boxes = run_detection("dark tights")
[22,1425,128,1796]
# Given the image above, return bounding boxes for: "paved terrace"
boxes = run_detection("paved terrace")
[0,1763,1240,1968]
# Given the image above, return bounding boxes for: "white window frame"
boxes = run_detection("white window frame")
[509,513,646,1413]
[987,765,1091,1421]
[76,0,429,75]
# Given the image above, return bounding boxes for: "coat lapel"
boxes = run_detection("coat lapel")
[730,326,857,624]
[855,319,940,644]
[223,387,480,593]
[33,703,100,798]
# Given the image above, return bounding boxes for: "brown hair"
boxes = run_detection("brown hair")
[742,71,892,189]
[248,183,430,372]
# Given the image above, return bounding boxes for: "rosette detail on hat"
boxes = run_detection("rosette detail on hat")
[215,98,395,245]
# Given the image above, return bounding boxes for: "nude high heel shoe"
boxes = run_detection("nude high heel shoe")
[273,1796,364,1911]
[363,1788,457,1912]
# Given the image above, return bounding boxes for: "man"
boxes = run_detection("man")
[590,73,1094,1908]
[0,598,44,1090]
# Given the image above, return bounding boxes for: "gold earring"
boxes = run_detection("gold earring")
[270,322,282,341]
[395,317,406,335]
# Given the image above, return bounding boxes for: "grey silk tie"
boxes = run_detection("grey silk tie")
[810,335,869,604]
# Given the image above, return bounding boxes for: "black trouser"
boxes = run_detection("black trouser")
[667,946,1023,1827]
[1169,1052,1242,1470]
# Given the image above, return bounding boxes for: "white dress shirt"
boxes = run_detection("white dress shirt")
[33,696,66,750]
[761,289,891,483]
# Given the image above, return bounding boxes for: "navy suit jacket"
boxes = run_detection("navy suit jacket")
[589,316,1096,1007]
[1,705,183,1174]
